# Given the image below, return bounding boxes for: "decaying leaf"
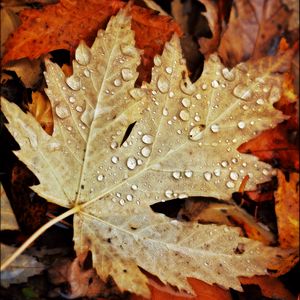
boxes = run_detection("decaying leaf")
[0,186,45,288]
[217,0,290,66]
[2,0,182,83]
[1,9,295,297]
[275,170,299,249]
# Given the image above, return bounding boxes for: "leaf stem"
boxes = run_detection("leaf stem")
[0,206,80,271]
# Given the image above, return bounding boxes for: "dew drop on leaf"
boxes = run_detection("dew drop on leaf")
[204,172,212,181]
[226,181,235,188]
[131,184,138,191]
[121,68,134,81]
[230,171,239,181]
[69,96,76,103]
[75,106,83,112]
[110,141,118,149]
[172,171,181,180]
[120,44,136,57]
[221,68,235,81]
[113,78,122,87]
[142,134,153,144]
[141,146,151,158]
[66,75,81,90]
[157,75,170,93]
[55,103,70,119]
[181,98,191,108]
[162,107,169,116]
[256,98,265,105]
[153,55,162,66]
[210,124,220,133]
[97,174,104,181]
[189,125,204,141]
[233,84,252,100]
[211,80,219,88]
[237,121,246,129]
[75,42,91,66]
[184,170,193,178]
[214,168,221,176]
[221,160,228,167]
[127,157,137,170]
[165,190,173,198]
[126,194,133,201]
[179,110,190,121]
[165,66,173,74]
[111,156,119,164]
[180,79,196,95]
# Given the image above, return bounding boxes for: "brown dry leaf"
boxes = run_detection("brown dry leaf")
[48,253,111,299]
[275,170,299,249]
[1,10,296,297]
[2,0,182,83]
[179,200,275,245]
[27,91,53,135]
[198,0,223,57]
[217,0,290,67]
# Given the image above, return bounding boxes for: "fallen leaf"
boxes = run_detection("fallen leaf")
[131,277,232,300]
[240,276,296,300]
[179,200,275,245]
[0,186,45,288]
[275,170,299,249]
[1,9,295,297]
[2,0,182,83]
[217,0,290,66]
[27,91,53,135]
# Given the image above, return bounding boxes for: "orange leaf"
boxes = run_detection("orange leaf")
[240,276,296,300]
[275,170,299,249]
[2,0,182,83]
[27,91,53,134]
[131,277,232,300]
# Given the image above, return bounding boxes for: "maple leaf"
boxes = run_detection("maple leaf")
[1,10,295,297]
[2,0,181,83]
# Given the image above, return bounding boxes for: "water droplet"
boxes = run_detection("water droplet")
[214,168,221,176]
[184,170,193,178]
[165,190,173,198]
[189,125,205,141]
[180,79,196,95]
[75,106,83,112]
[181,98,191,108]
[55,103,70,119]
[121,68,134,81]
[232,158,238,164]
[221,160,228,168]
[157,75,170,93]
[211,80,219,88]
[153,55,162,66]
[230,171,239,181]
[137,159,143,165]
[97,174,104,181]
[195,94,201,100]
[178,194,188,199]
[226,181,235,188]
[75,42,91,65]
[163,107,169,116]
[120,44,137,57]
[165,66,173,74]
[113,78,122,87]
[142,134,153,144]
[69,96,76,103]
[83,69,90,77]
[127,157,137,170]
[111,141,118,149]
[256,98,264,105]
[172,171,181,180]
[237,121,245,129]
[179,110,190,121]
[221,68,235,81]
[126,194,133,201]
[129,88,145,100]
[111,156,119,164]
[204,172,212,181]
[131,184,138,191]
[210,124,220,133]
[66,75,81,91]
[119,199,125,206]
[202,84,208,90]
[141,146,151,158]
[233,84,252,100]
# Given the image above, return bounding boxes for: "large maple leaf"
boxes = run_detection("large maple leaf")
[2,0,181,83]
[1,10,295,297]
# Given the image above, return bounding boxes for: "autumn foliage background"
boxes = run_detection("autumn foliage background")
[0,0,299,300]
